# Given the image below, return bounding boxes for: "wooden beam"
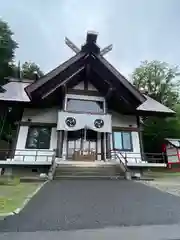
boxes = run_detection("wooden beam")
[41,67,85,99]
[90,55,145,106]
[105,87,114,100]
[137,116,144,161]
[84,63,90,90]
[10,107,24,159]
[65,37,80,54]
[20,122,57,127]
[57,130,64,157]
[89,57,134,107]
[100,44,113,56]
[106,133,111,158]
[67,89,102,96]
[112,126,141,132]
[25,52,86,95]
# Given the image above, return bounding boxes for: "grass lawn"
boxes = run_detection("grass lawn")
[0,182,42,214]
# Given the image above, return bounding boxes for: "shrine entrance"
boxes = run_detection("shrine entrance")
[67,129,99,161]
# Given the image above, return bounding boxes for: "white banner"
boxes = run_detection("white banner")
[57,111,112,133]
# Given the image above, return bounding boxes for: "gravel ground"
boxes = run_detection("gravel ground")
[141,177,180,197]
[1,180,180,232]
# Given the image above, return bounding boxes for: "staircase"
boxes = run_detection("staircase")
[53,161,126,180]
[49,150,131,180]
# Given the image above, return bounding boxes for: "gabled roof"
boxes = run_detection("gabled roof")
[137,95,175,115]
[165,138,180,148]
[0,80,30,102]
[25,32,146,107]
[25,52,86,95]
[95,54,145,103]
[0,80,175,116]
[0,32,175,117]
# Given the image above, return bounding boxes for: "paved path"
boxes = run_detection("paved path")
[1,180,180,232]
[1,224,180,240]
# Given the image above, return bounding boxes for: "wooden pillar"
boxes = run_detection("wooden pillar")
[106,133,111,159]
[10,122,21,159]
[83,128,87,151]
[9,107,24,159]
[57,130,63,158]
[97,132,101,160]
[137,116,144,161]
[64,131,68,160]
[103,132,107,161]
[100,132,106,161]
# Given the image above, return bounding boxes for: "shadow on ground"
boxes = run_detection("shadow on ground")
[1,180,180,232]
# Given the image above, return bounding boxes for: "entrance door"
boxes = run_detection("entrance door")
[67,130,83,159]
[84,129,97,153]
[67,129,97,160]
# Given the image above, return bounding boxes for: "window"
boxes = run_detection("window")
[113,131,133,151]
[66,99,104,113]
[25,127,51,149]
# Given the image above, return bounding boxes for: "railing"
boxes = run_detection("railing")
[109,150,167,164]
[109,149,128,172]
[0,147,178,165]
[48,153,57,179]
[145,152,166,164]
[0,149,56,163]
[60,148,168,164]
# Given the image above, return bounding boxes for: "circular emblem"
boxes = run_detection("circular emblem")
[65,117,76,127]
[94,119,104,128]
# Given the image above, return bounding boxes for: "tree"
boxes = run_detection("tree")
[0,19,18,84]
[21,61,44,80]
[0,20,44,151]
[132,60,180,108]
[132,60,180,153]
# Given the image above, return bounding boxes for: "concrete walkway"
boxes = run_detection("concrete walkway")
[1,180,180,232]
[1,224,180,240]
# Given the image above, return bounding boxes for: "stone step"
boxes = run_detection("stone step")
[55,165,125,170]
[53,163,126,179]
[54,175,125,180]
[55,171,122,176]
[55,167,122,172]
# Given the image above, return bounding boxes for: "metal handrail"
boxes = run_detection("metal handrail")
[109,149,128,172]
[48,152,57,179]
[111,149,128,164]
[108,150,167,164]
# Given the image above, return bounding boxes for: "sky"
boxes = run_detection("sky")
[1,0,180,78]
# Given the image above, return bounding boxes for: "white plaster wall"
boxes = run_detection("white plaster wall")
[72,81,98,91]
[88,82,98,91]
[73,81,84,90]
[111,111,137,128]
[22,108,58,123]
[14,126,57,162]
[16,126,29,149]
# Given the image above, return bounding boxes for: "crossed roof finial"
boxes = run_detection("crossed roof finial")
[65,31,113,56]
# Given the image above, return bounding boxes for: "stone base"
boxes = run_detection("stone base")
[125,171,132,180]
